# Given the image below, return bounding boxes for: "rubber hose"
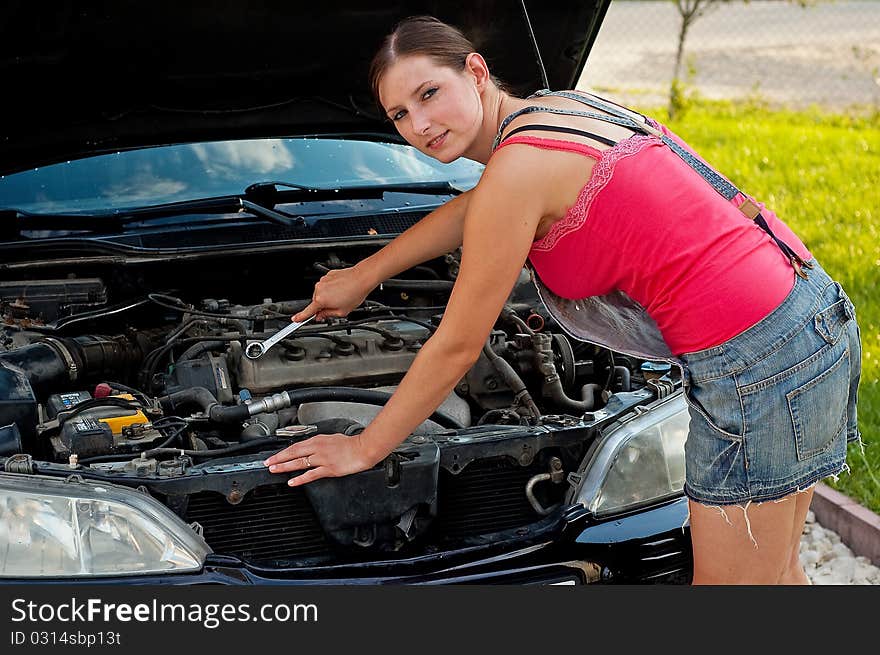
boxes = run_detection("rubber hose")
[580,383,602,411]
[545,376,594,414]
[158,387,248,423]
[283,387,465,429]
[178,340,227,362]
[241,412,280,441]
[0,335,141,394]
[481,342,541,420]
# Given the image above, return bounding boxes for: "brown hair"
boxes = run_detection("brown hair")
[369,15,506,109]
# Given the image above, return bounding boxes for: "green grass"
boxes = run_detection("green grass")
[635,98,880,513]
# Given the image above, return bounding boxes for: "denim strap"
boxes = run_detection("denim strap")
[532,90,741,201]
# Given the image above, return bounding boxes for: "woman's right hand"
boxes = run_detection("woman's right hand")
[292,265,376,322]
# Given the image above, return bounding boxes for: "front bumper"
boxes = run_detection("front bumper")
[3,498,692,585]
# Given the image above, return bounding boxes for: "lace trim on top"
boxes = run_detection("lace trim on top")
[531,134,656,253]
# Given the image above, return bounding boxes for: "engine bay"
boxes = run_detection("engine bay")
[0,244,676,564]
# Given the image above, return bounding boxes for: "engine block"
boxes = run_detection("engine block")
[230,319,431,393]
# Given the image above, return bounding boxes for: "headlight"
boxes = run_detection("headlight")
[574,394,688,517]
[0,473,211,578]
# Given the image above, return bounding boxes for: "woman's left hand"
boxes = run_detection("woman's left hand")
[263,433,379,487]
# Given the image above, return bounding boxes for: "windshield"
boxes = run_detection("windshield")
[0,137,484,214]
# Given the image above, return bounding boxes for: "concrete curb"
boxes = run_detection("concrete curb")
[810,483,880,566]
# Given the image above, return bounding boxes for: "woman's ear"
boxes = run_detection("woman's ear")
[464,52,491,90]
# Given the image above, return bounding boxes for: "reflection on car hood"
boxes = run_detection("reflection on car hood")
[0,0,610,174]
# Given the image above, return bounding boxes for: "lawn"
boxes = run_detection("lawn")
[636,98,880,513]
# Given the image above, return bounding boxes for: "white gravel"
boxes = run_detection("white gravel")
[801,510,880,585]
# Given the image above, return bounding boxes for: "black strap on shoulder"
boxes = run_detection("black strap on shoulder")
[499,124,617,148]
[492,105,649,152]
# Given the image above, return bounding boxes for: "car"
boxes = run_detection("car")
[0,0,693,584]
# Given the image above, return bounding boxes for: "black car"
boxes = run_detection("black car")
[0,0,692,584]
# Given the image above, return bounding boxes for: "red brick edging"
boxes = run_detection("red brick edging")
[810,483,880,567]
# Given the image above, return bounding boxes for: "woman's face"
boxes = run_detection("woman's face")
[377,54,484,163]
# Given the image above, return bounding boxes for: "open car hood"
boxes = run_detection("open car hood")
[0,0,610,175]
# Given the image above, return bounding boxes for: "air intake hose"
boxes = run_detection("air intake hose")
[0,334,143,395]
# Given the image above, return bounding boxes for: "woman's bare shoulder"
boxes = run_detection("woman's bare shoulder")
[484,140,585,183]
[480,140,598,222]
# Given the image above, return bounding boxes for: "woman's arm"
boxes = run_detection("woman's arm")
[292,189,472,321]
[355,189,473,287]
[265,146,551,484]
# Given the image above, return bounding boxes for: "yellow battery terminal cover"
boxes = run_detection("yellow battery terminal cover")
[97,393,149,435]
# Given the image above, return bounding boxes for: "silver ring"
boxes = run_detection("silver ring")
[305,455,312,468]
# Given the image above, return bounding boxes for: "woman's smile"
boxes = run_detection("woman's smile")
[426,130,448,150]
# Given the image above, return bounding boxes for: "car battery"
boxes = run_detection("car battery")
[48,391,165,461]
[83,393,152,436]
[48,391,150,434]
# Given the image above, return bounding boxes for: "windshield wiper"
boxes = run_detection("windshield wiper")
[0,197,298,235]
[0,208,128,233]
[243,179,464,202]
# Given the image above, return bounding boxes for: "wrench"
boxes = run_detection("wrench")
[244,315,315,359]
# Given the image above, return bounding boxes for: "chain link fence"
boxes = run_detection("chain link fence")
[577,0,880,112]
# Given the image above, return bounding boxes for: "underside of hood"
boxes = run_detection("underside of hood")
[0,0,610,174]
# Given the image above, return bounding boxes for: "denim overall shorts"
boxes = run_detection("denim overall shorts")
[678,258,862,506]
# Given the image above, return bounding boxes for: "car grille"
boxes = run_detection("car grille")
[184,484,329,562]
[183,457,551,563]
[633,534,693,584]
[432,457,547,541]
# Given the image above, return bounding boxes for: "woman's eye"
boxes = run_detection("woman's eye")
[422,87,438,100]
[391,110,406,122]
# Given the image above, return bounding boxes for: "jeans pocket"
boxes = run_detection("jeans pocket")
[787,344,850,461]
[683,375,743,440]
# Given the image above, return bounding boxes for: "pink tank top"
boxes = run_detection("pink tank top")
[493,125,812,356]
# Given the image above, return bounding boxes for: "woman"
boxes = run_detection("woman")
[264,16,862,584]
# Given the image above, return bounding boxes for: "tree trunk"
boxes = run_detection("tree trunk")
[673,8,691,83]
[669,0,702,118]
